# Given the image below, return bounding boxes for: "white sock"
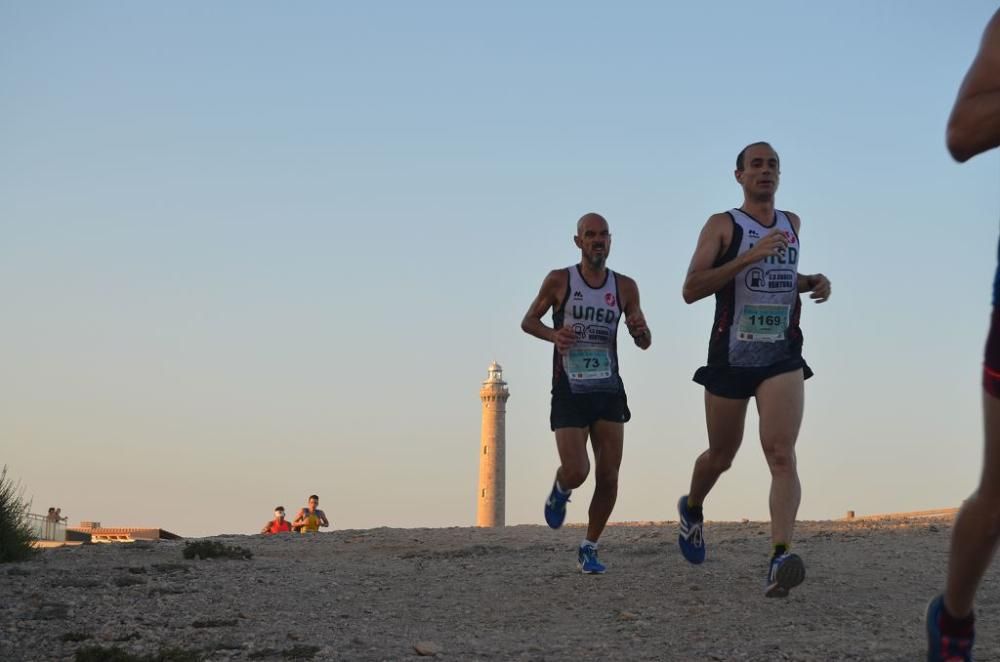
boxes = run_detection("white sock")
[582,539,598,549]
[555,480,571,496]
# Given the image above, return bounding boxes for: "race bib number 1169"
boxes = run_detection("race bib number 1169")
[737,304,789,343]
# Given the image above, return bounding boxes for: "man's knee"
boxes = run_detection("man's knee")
[763,443,797,473]
[962,490,1000,543]
[705,447,736,474]
[972,484,1000,512]
[560,463,590,489]
[594,467,619,492]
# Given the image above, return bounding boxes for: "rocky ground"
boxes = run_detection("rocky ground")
[1,518,997,661]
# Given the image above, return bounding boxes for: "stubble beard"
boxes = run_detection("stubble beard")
[585,252,606,269]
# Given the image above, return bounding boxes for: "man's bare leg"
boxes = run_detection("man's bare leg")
[755,369,805,547]
[554,427,591,491]
[944,391,1000,618]
[543,427,591,530]
[688,393,749,505]
[678,392,749,565]
[585,419,624,543]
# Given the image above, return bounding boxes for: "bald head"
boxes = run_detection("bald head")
[574,212,611,268]
[576,212,608,236]
[736,142,779,171]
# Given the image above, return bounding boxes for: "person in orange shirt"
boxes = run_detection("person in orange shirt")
[261,506,292,534]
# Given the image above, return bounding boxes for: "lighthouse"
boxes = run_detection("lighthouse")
[477,361,509,527]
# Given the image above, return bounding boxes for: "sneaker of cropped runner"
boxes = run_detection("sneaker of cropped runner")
[764,552,806,598]
[677,495,706,565]
[926,595,974,662]
[577,543,606,574]
[544,479,570,530]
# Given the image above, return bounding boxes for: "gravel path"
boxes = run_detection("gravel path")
[1,518,995,661]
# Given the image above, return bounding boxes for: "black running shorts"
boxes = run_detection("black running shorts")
[693,357,813,400]
[550,387,631,431]
[985,307,1000,398]
[985,241,1000,396]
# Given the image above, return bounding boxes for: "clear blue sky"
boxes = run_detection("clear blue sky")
[2,2,998,537]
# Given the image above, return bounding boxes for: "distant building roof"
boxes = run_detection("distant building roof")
[66,525,181,543]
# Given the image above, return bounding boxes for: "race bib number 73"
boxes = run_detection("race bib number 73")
[563,347,612,380]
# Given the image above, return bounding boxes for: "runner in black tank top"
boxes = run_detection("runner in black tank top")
[927,12,1000,661]
[676,142,831,598]
[522,213,652,574]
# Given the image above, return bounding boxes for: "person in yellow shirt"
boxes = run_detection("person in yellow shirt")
[293,494,329,533]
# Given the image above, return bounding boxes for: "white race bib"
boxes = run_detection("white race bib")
[563,347,612,380]
[737,304,789,343]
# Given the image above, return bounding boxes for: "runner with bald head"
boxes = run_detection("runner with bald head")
[676,142,831,597]
[522,212,652,573]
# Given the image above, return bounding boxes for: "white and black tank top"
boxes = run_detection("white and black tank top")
[705,209,804,368]
[552,265,623,394]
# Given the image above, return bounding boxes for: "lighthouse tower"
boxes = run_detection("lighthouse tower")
[477,361,509,527]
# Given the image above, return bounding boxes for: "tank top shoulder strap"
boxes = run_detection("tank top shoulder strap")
[776,210,798,241]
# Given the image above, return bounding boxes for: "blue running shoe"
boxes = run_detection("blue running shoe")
[677,495,705,564]
[544,480,570,529]
[578,544,606,574]
[764,552,806,598]
[926,594,974,662]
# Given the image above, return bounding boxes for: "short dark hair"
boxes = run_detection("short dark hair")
[275,506,285,512]
[309,494,319,501]
[736,142,778,171]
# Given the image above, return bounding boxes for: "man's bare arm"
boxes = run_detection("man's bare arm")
[682,214,788,304]
[521,270,576,354]
[682,214,733,304]
[786,212,831,303]
[618,275,651,350]
[797,273,831,301]
[948,9,1000,162]
[520,270,561,343]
